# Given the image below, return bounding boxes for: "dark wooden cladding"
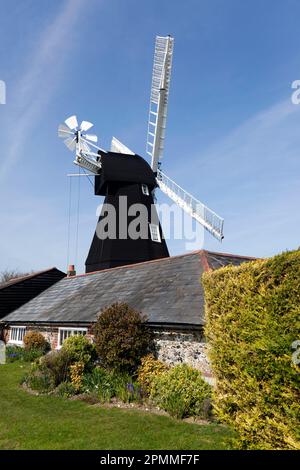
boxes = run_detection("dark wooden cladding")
[0,268,66,319]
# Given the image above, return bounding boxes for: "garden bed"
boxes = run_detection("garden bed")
[13,306,214,422]
[0,362,235,450]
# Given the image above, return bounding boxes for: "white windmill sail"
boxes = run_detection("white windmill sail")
[147,35,174,173]
[110,137,135,155]
[157,169,224,241]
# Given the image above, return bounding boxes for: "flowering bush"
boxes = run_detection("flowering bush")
[23,331,49,352]
[150,364,211,419]
[70,361,85,391]
[137,354,169,394]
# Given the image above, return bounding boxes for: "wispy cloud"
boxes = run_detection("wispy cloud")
[0,0,86,180]
[184,98,300,255]
[184,98,300,189]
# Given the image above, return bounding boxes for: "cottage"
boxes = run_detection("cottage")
[0,250,253,378]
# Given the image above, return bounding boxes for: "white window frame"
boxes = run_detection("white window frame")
[141,184,149,196]
[9,326,26,345]
[149,223,161,243]
[57,327,87,349]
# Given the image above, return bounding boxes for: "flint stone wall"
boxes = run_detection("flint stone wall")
[154,329,212,378]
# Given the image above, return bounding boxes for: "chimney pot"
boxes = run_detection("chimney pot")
[67,265,76,277]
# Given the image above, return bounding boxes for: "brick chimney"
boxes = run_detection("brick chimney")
[67,265,76,277]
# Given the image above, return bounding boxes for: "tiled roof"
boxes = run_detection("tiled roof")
[1,251,255,327]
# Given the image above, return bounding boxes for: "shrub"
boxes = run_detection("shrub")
[137,354,169,394]
[70,361,85,391]
[93,303,154,373]
[54,381,77,398]
[22,348,45,362]
[23,364,55,393]
[61,334,96,368]
[23,331,49,352]
[203,249,300,449]
[40,349,73,386]
[150,364,212,419]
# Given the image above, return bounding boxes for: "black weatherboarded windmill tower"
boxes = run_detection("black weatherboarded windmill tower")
[86,149,169,272]
[58,36,224,273]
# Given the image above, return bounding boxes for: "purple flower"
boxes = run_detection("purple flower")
[127,383,135,393]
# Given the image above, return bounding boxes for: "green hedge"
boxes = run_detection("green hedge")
[203,250,300,449]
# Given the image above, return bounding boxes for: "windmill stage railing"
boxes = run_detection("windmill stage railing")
[156,169,224,242]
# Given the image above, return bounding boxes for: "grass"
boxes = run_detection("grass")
[0,362,235,450]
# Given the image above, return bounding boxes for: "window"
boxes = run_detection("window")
[141,184,149,196]
[149,223,161,242]
[9,326,26,345]
[57,327,87,349]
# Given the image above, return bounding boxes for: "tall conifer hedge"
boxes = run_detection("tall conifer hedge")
[203,250,300,449]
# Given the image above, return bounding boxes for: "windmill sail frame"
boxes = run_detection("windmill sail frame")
[59,35,225,251]
[157,169,224,241]
[147,36,174,173]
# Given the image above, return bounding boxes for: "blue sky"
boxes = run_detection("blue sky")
[1,0,300,274]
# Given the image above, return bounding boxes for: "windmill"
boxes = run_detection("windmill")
[58,36,224,273]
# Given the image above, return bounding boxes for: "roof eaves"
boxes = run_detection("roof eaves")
[0,319,204,329]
